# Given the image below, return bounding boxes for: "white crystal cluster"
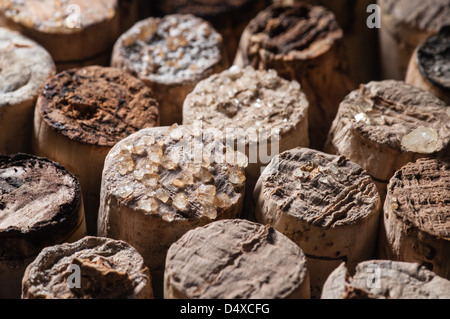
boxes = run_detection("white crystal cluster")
[351,96,386,126]
[111,125,245,221]
[185,66,308,142]
[124,14,221,82]
[401,126,439,154]
[292,159,347,190]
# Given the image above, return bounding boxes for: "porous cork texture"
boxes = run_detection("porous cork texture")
[321,260,450,299]
[22,236,153,299]
[165,219,310,299]
[254,147,381,297]
[0,27,55,154]
[0,153,86,299]
[98,124,246,297]
[35,65,159,147]
[379,158,450,280]
[0,0,120,64]
[325,80,450,197]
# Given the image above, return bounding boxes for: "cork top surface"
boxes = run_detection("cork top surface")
[183,66,309,142]
[112,14,223,85]
[242,3,342,62]
[337,80,450,154]
[256,147,380,228]
[22,236,151,299]
[102,125,246,222]
[380,0,450,32]
[152,0,257,17]
[0,153,80,234]
[417,26,450,92]
[0,28,55,107]
[165,219,308,299]
[387,158,450,239]
[323,261,450,299]
[0,0,117,33]
[37,66,159,147]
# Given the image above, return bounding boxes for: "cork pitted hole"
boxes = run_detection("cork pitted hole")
[165,219,310,299]
[321,260,450,299]
[0,28,55,154]
[325,80,450,193]
[380,158,450,280]
[98,124,246,297]
[36,65,159,147]
[254,147,381,297]
[22,236,153,299]
[0,153,86,299]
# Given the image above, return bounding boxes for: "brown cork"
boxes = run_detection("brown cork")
[111,14,225,125]
[379,158,450,280]
[149,0,269,61]
[380,0,450,32]
[164,219,310,299]
[0,153,83,259]
[389,158,449,239]
[234,3,353,149]
[22,236,153,299]
[0,0,120,64]
[325,80,450,199]
[36,65,159,147]
[322,260,450,299]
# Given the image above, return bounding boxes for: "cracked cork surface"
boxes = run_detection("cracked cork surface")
[36,65,159,147]
[255,147,380,228]
[387,158,450,239]
[322,261,450,299]
[0,153,82,259]
[165,219,309,299]
[101,125,246,222]
[22,236,152,299]
[329,81,450,154]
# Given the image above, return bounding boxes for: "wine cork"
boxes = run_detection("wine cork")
[378,0,450,80]
[111,14,226,126]
[183,65,309,220]
[321,260,450,299]
[22,236,153,299]
[406,26,450,104]
[0,27,55,154]
[0,0,121,72]
[149,0,268,63]
[32,65,159,235]
[379,158,450,280]
[97,125,246,298]
[165,219,310,299]
[234,3,354,149]
[272,0,381,84]
[254,147,381,298]
[325,80,450,200]
[0,154,86,299]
